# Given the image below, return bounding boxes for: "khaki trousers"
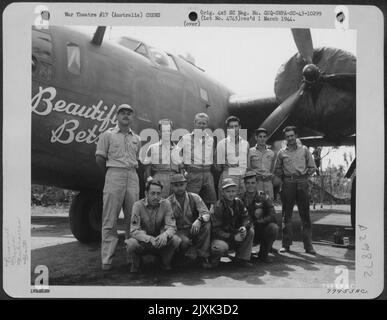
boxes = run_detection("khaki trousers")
[101,167,139,265]
[256,179,274,200]
[176,222,211,259]
[126,236,181,269]
[211,228,254,261]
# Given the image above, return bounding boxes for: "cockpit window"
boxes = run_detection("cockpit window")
[135,43,148,58]
[66,43,81,75]
[116,36,178,71]
[32,29,53,80]
[118,37,140,51]
[148,47,178,71]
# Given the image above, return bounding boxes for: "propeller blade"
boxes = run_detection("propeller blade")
[291,29,314,64]
[260,83,306,139]
[320,73,356,91]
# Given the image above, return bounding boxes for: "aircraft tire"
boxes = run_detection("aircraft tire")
[350,176,356,229]
[69,192,102,243]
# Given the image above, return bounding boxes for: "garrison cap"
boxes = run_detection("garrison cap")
[117,104,134,113]
[221,178,237,189]
[170,173,187,184]
[255,127,268,135]
[244,171,257,180]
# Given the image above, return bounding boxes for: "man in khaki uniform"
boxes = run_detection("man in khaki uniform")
[126,180,181,273]
[216,116,249,199]
[143,119,180,198]
[96,104,140,271]
[248,128,275,199]
[167,173,212,268]
[274,126,317,254]
[172,113,217,208]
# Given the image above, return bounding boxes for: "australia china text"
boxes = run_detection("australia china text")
[31,86,123,145]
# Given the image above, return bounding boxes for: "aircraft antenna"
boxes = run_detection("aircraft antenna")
[91,26,106,46]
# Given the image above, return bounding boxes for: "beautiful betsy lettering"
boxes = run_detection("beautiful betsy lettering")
[31,86,125,144]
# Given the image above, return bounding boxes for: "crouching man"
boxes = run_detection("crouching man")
[167,173,212,268]
[241,171,279,263]
[210,178,254,267]
[125,179,181,273]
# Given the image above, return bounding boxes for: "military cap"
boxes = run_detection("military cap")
[170,173,187,184]
[145,177,163,191]
[221,178,237,189]
[244,171,257,180]
[117,104,134,113]
[255,127,268,135]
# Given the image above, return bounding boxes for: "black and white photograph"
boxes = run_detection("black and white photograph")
[2,3,384,299]
[30,24,357,286]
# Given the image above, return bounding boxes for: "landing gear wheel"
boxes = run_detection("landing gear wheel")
[69,192,102,243]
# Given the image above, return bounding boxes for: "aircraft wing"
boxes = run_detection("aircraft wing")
[228,94,321,143]
[299,134,356,147]
[228,93,356,147]
[228,94,278,137]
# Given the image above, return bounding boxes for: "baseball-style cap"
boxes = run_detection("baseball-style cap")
[170,173,187,184]
[221,178,237,189]
[255,127,268,135]
[244,171,257,180]
[117,104,134,113]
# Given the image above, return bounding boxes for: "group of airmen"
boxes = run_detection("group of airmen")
[95,104,317,273]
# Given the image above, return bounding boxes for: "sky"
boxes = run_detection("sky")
[77,26,356,170]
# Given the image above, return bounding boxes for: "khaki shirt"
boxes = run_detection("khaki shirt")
[172,131,214,167]
[142,140,179,173]
[274,145,316,177]
[167,192,210,231]
[130,198,176,243]
[248,145,275,176]
[96,126,140,169]
[216,136,249,176]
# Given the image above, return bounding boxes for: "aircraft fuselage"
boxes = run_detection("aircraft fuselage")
[32,26,232,191]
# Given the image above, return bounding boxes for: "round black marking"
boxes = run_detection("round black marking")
[188,11,198,22]
[336,12,345,23]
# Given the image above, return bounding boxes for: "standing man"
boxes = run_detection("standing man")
[274,126,317,254]
[143,119,180,198]
[96,104,140,271]
[210,178,254,267]
[216,116,249,199]
[172,113,217,208]
[167,173,212,268]
[248,128,275,199]
[241,171,279,263]
[126,179,181,273]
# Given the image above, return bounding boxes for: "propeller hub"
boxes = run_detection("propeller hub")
[302,64,320,83]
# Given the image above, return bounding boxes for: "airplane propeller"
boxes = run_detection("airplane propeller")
[259,82,305,136]
[291,29,313,64]
[261,28,356,139]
